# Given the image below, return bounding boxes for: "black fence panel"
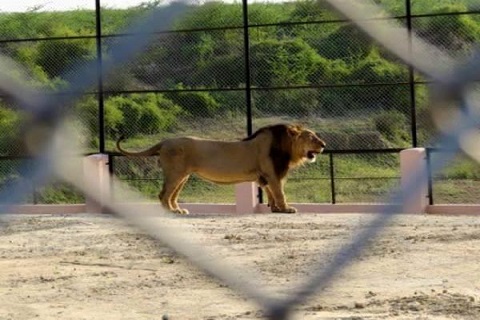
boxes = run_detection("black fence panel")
[0,0,478,204]
[427,149,480,204]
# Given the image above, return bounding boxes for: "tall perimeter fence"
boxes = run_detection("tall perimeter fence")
[0,0,480,206]
[2,0,480,319]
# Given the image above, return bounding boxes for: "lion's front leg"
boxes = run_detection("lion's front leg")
[264,186,280,212]
[265,179,297,214]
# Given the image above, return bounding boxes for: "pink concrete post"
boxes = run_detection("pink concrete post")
[84,154,110,214]
[235,182,258,214]
[400,148,428,213]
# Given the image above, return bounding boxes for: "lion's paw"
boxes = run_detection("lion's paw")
[284,207,297,214]
[272,206,297,214]
[170,208,189,215]
[172,208,189,215]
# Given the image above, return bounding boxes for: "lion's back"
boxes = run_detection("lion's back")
[160,135,271,183]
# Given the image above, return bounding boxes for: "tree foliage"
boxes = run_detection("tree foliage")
[0,106,22,156]
[165,85,220,118]
[250,38,322,87]
[0,0,478,150]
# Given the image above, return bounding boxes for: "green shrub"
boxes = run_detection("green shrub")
[0,107,23,156]
[250,38,322,87]
[193,54,245,88]
[438,156,480,180]
[75,95,124,143]
[165,85,220,118]
[316,24,373,60]
[35,182,84,204]
[351,48,407,83]
[254,88,319,117]
[75,93,182,141]
[113,93,183,135]
[373,111,407,142]
[36,26,95,79]
[308,57,352,85]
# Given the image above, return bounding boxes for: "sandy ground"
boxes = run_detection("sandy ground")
[1,212,480,320]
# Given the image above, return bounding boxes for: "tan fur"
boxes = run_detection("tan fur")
[116,123,326,214]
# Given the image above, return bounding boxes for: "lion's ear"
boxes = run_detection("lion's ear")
[286,124,302,138]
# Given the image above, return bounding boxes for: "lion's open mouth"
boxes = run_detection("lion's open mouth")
[306,150,320,162]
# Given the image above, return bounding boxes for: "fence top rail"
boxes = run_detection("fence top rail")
[1,8,478,44]
[105,148,405,158]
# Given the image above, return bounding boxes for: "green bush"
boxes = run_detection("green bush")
[308,57,352,85]
[254,88,319,116]
[113,93,183,135]
[316,24,373,60]
[351,48,407,83]
[193,54,245,88]
[75,95,124,144]
[165,85,220,118]
[373,111,407,142]
[250,38,322,87]
[36,26,95,79]
[35,182,84,204]
[211,90,246,116]
[75,93,182,142]
[0,107,23,156]
[13,45,66,90]
[416,4,480,52]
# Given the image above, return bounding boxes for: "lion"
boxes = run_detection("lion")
[116,123,326,214]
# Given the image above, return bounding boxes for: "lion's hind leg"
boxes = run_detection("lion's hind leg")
[170,176,190,214]
[159,172,189,215]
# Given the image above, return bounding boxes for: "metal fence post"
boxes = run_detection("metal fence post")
[241,0,260,203]
[329,153,336,204]
[426,148,434,205]
[107,153,115,203]
[241,0,253,136]
[95,0,106,153]
[406,0,418,147]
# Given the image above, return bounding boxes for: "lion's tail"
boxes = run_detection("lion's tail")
[116,136,162,157]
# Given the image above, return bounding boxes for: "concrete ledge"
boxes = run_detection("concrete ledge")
[0,203,406,215]
[426,204,480,215]
[3,203,480,215]
[255,203,404,214]
[114,203,405,215]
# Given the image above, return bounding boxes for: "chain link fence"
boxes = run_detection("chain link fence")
[0,158,84,204]
[428,149,480,204]
[0,0,479,205]
[1,0,480,319]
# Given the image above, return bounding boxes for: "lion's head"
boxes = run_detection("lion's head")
[245,124,326,179]
[287,124,326,164]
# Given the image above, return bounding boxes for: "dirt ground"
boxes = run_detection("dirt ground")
[1,212,480,320]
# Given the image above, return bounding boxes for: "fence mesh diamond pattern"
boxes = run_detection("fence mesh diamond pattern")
[1,0,480,318]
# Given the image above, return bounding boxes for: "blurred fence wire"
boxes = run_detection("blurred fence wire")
[1,0,480,319]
